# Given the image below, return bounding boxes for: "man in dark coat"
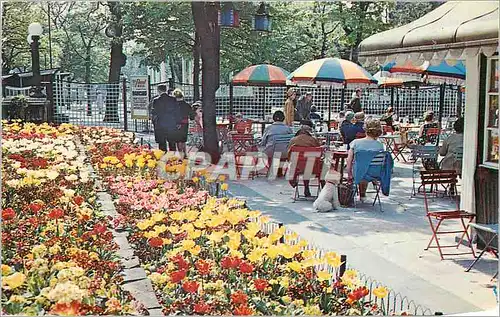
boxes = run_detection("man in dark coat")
[151,84,180,151]
[348,88,363,113]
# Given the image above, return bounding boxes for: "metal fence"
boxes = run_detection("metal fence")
[50,77,464,136]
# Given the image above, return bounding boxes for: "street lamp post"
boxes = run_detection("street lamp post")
[27,22,45,98]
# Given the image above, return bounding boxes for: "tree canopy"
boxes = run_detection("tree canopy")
[2,1,440,83]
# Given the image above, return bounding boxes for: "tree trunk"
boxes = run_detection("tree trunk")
[104,1,123,123]
[193,32,201,101]
[192,1,220,163]
[85,46,92,116]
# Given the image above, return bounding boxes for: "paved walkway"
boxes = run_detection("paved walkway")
[228,162,498,315]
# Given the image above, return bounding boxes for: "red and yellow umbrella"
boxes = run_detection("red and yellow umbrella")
[287,58,377,85]
[231,64,290,86]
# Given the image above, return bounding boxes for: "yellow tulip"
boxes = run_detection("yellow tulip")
[373,286,389,299]
[2,272,26,289]
[220,183,229,191]
[317,271,332,282]
[188,245,201,256]
[287,261,302,273]
[266,245,280,259]
[2,265,12,276]
[181,240,196,251]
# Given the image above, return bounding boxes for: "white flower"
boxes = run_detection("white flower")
[46,170,59,180]
[63,189,75,197]
[6,179,20,188]
[47,281,87,303]
[64,174,78,182]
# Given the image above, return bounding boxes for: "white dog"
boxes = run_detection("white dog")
[313,169,341,212]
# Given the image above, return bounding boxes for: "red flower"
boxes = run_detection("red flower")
[253,279,268,292]
[171,254,190,270]
[29,202,43,214]
[93,223,107,234]
[73,196,84,206]
[193,301,211,314]
[348,286,369,302]
[231,291,248,305]
[182,280,199,293]
[233,305,254,316]
[170,270,187,284]
[2,208,16,220]
[221,256,241,269]
[50,301,82,316]
[239,261,254,274]
[195,259,211,275]
[148,237,163,248]
[48,208,64,219]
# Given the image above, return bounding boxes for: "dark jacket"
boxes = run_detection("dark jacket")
[349,97,362,113]
[340,122,364,147]
[151,93,179,131]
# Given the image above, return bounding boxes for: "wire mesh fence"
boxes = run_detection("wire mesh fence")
[51,77,464,136]
[52,76,127,128]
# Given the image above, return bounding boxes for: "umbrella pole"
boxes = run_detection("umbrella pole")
[390,87,395,107]
[328,85,333,131]
[340,84,346,112]
[262,86,266,120]
[229,83,234,119]
[437,83,445,145]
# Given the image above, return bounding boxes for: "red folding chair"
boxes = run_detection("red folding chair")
[382,125,408,162]
[421,170,476,260]
[382,125,394,135]
[288,146,324,201]
[230,134,258,179]
[329,121,339,130]
[233,120,253,134]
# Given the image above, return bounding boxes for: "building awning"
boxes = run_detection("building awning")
[359,1,499,67]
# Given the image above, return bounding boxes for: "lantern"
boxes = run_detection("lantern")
[253,2,272,32]
[219,3,240,28]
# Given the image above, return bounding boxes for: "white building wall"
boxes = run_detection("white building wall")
[461,55,481,212]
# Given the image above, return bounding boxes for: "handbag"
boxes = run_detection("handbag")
[338,181,355,207]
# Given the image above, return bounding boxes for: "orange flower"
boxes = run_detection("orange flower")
[170,270,187,284]
[195,259,211,275]
[253,279,268,292]
[239,261,254,274]
[49,301,82,316]
[2,208,15,220]
[231,291,248,305]
[193,301,211,314]
[29,202,43,213]
[233,304,254,316]
[148,237,163,248]
[182,280,199,293]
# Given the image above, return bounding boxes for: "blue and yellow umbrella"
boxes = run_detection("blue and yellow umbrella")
[287,58,377,85]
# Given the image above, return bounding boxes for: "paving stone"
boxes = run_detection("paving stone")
[122,279,161,309]
[147,308,165,316]
[121,256,141,269]
[116,246,135,259]
[122,267,147,283]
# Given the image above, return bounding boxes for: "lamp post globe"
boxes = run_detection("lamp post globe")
[28,22,43,36]
[27,22,45,98]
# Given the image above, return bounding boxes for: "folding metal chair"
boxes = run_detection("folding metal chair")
[466,222,498,279]
[353,151,388,212]
[288,146,323,201]
[425,127,440,144]
[186,126,204,153]
[230,134,258,179]
[233,120,253,134]
[266,134,295,177]
[421,170,476,260]
[410,145,438,197]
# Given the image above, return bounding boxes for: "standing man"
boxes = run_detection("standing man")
[348,88,363,113]
[151,84,179,151]
[296,91,313,121]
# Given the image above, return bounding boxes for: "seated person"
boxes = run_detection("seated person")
[439,117,464,175]
[417,110,438,144]
[309,106,322,121]
[354,112,365,129]
[346,119,385,202]
[260,110,293,159]
[380,107,395,130]
[288,125,321,197]
[340,111,365,148]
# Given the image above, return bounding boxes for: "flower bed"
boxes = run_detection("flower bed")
[1,121,143,315]
[80,126,391,315]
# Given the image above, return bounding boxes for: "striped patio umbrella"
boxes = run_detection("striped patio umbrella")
[287,58,377,86]
[231,64,290,86]
[373,71,422,87]
[382,60,466,83]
